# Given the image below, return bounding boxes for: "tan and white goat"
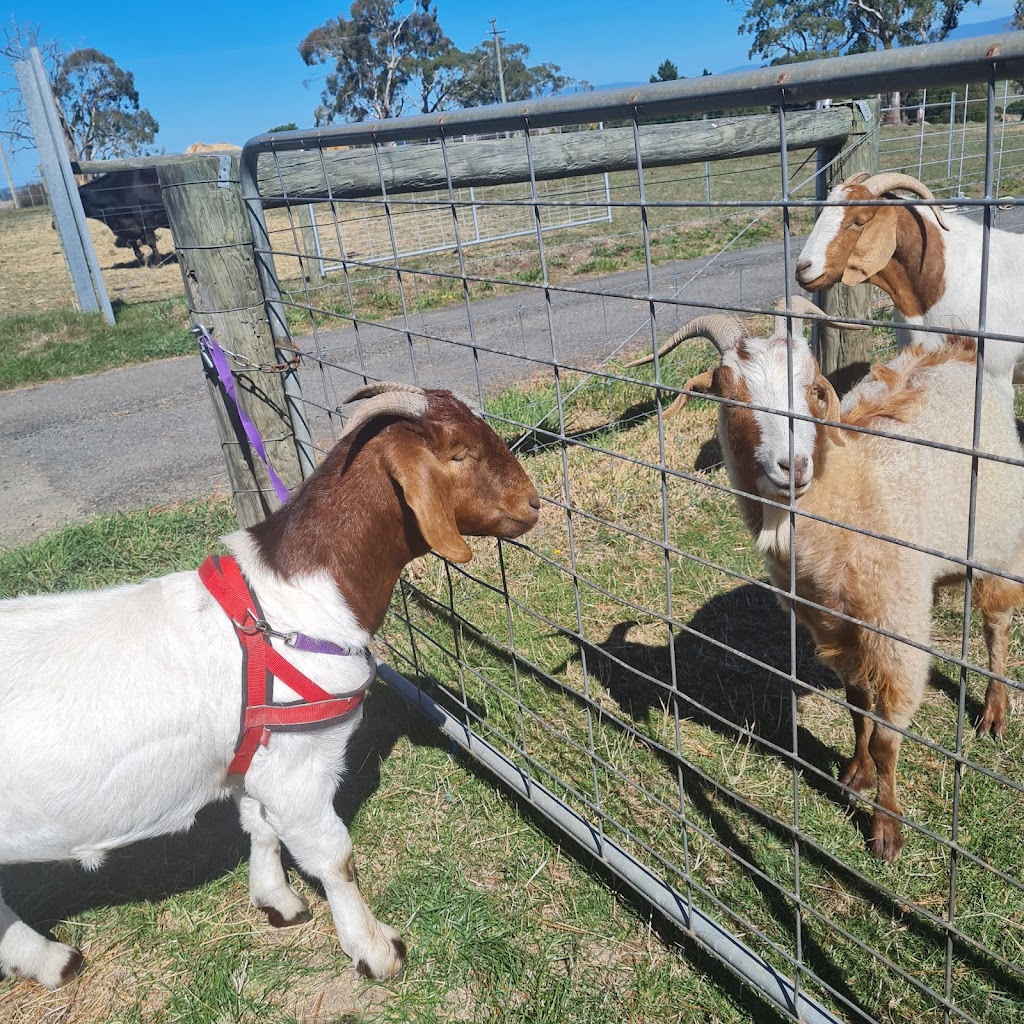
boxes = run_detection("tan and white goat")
[639,300,1024,861]
[796,171,1024,387]
[0,383,540,988]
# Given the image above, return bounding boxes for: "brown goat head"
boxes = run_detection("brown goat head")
[383,389,541,563]
[250,384,540,633]
[796,172,949,299]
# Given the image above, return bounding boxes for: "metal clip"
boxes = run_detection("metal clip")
[232,609,266,636]
[235,612,298,646]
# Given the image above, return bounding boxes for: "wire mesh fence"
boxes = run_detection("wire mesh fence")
[302,131,613,274]
[230,38,1024,1024]
[0,177,48,209]
[879,81,1024,202]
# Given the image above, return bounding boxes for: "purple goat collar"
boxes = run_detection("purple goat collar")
[238,614,359,657]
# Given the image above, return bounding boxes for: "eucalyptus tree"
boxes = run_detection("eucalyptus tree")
[732,0,980,121]
[52,48,158,160]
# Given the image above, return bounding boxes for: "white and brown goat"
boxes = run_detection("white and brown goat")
[0,383,540,988]
[796,171,1024,387]
[636,300,1024,861]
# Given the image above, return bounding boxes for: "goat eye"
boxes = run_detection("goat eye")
[451,451,470,462]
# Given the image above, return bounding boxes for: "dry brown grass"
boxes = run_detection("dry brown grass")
[0,207,183,316]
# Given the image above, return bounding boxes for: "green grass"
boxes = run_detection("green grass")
[0,494,786,1024]
[0,499,237,597]
[2,364,1022,1023]
[378,362,1024,1024]
[6,114,1024,1023]
[0,297,192,391]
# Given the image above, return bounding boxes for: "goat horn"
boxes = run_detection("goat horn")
[771,296,870,339]
[860,172,949,231]
[626,315,746,367]
[343,381,425,403]
[337,390,428,440]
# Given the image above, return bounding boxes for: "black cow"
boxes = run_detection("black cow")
[77,168,171,268]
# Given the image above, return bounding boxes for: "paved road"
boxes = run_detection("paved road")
[4,205,1020,550]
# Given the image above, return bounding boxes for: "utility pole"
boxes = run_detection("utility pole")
[489,17,507,104]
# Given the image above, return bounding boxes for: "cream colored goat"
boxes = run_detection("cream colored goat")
[641,300,1024,861]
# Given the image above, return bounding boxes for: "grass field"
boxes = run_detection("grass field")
[0,499,789,1024]
[381,357,1024,1024]
[7,111,1024,368]
[0,358,1021,1023]
[3,104,1024,1023]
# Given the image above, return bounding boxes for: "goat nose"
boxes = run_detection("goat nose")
[529,492,541,511]
[796,259,811,274]
[777,454,810,485]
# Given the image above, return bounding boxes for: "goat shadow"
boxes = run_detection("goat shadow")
[0,683,447,935]
[560,586,1022,1005]
[567,585,842,783]
[579,588,989,798]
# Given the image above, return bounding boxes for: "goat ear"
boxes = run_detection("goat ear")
[842,209,897,285]
[811,373,846,447]
[667,369,717,417]
[384,440,474,564]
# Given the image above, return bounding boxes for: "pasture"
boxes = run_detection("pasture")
[3,100,1024,1024]
[0,357,1021,1023]
[9,116,1024,335]
[0,496,784,1024]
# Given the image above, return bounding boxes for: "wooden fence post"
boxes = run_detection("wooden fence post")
[158,155,304,528]
[814,97,880,394]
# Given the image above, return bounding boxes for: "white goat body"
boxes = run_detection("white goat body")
[0,547,365,868]
[0,384,540,989]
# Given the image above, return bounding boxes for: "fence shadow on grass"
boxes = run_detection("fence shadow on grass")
[395,577,1024,1012]
[505,384,719,459]
[567,592,1024,1009]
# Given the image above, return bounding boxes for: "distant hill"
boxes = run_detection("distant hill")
[946,16,1015,39]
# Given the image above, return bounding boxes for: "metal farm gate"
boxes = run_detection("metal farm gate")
[165,33,1024,1024]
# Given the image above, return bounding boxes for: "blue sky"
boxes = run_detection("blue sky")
[4,0,1019,182]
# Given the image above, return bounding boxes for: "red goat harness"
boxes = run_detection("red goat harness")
[199,554,368,776]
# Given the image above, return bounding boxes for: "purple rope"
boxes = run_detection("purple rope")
[196,328,291,505]
[289,633,358,656]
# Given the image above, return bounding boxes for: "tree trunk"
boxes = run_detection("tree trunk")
[883,89,903,124]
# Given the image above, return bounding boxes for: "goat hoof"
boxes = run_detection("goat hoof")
[976,714,1006,740]
[18,943,84,989]
[868,817,904,862]
[58,949,84,987]
[261,906,312,929]
[353,928,406,981]
[838,759,874,798]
